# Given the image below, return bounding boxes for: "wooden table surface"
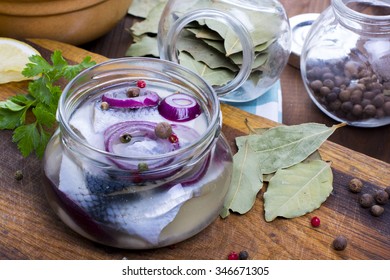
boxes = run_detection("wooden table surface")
[81,0,390,164]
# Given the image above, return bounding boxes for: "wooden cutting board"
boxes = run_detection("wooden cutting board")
[0,39,389,260]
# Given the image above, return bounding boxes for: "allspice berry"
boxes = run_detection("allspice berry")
[332,235,348,251]
[385,186,390,197]
[155,122,173,139]
[374,189,389,205]
[348,178,363,193]
[359,193,374,208]
[370,205,384,217]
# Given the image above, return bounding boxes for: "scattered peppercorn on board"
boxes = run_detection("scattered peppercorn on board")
[0,39,389,260]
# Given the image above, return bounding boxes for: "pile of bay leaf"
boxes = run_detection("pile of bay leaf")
[221,122,345,222]
[127,0,281,87]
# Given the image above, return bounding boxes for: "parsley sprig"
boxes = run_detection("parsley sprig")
[0,50,96,158]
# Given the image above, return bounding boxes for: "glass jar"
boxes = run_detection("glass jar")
[42,58,233,249]
[158,0,291,102]
[301,0,390,127]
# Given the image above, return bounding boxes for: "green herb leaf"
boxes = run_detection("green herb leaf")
[264,160,333,222]
[1,50,96,158]
[12,123,40,157]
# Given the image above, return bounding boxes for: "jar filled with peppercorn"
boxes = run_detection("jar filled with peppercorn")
[301,0,390,127]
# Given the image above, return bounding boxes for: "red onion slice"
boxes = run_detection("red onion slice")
[158,93,201,122]
[102,90,160,109]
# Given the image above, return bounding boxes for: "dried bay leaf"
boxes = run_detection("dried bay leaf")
[178,51,236,86]
[177,31,238,71]
[130,1,166,36]
[220,140,263,218]
[128,0,168,18]
[126,35,159,57]
[186,27,224,41]
[263,160,333,222]
[243,123,345,174]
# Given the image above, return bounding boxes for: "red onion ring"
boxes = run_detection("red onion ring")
[101,90,160,108]
[158,93,201,122]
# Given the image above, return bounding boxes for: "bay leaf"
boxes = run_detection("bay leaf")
[126,35,159,57]
[178,51,236,86]
[186,27,223,41]
[230,52,268,69]
[177,31,238,71]
[242,123,345,174]
[263,160,333,222]
[130,1,166,36]
[263,151,323,183]
[201,38,226,54]
[220,140,263,218]
[128,0,168,18]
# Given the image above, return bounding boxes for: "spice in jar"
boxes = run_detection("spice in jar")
[305,48,390,123]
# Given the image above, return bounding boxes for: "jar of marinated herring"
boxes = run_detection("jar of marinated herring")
[301,0,390,127]
[158,0,291,102]
[42,58,233,249]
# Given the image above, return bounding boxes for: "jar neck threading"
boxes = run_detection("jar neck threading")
[332,0,390,35]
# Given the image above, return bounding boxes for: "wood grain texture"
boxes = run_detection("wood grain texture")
[0,40,389,260]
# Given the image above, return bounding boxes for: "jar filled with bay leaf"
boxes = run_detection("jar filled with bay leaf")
[158,0,291,102]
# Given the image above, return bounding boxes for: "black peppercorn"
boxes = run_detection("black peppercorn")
[120,134,132,143]
[385,186,390,197]
[359,193,374,208]
[370,205,384,217]
[332,235,348,251]
[374,189,389,205]
[238,250,249,260]
[14,170,23,181]
[348,178,363,193]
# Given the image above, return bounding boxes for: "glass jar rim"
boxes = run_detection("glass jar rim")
[58,57,221,168]
[332,0,390,26]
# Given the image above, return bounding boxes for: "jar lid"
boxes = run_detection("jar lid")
[288,13,320,69]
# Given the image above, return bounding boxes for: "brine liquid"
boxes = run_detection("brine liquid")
[43,80,233,249]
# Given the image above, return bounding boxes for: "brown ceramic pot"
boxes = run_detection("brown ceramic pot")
[0,0,133,45]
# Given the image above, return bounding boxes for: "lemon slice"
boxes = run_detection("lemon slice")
[0,37,41,84]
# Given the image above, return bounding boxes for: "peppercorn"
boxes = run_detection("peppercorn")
[14,170,23,181]
[310,216,321,227]
[227,251,239,260]
[374,189,389,205]
[348,178,363,193]
[127,87,140,97]
[332,235,348,251]
[138,162,149,172]
[120,134,132,143]
[238,250,249,260]
[385,186,390,197]
[370,205,384,217]
[155,122,173,139]
[359,193,374,208]
[136,80,146,88]
[100,101,109,110]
